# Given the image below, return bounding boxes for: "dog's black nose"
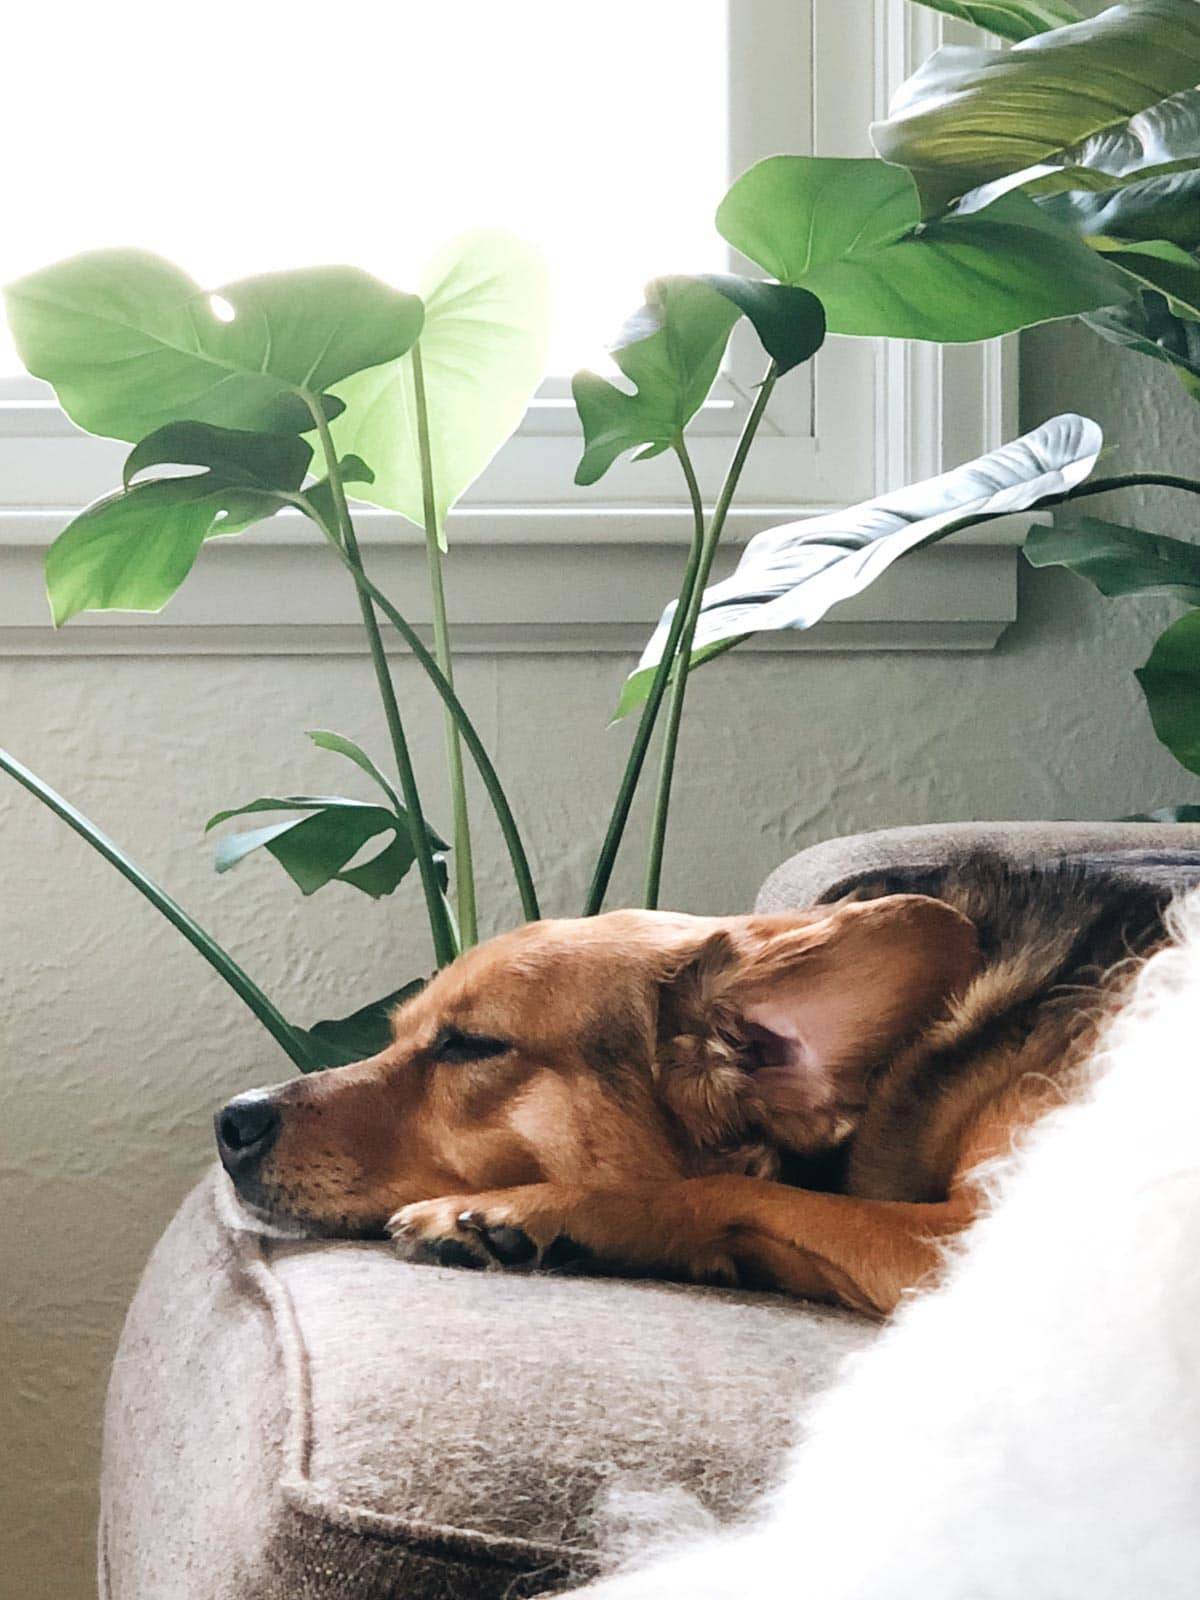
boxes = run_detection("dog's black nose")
[215,1092,281,1176]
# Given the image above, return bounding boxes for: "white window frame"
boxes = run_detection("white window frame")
[0,0,1021,658]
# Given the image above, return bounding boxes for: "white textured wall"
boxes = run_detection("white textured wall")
[3,321,1200,1598]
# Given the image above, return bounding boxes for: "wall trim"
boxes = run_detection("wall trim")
[3,509,1028,658]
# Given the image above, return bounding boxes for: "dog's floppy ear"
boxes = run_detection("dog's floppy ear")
[660,895,979,1157]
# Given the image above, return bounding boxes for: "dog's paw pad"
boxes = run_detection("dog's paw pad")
[428,1236,488,1271]
[461,1216,538,1267]
[541,1234,595,1273]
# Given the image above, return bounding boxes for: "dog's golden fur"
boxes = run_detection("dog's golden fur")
[216,854,1169,1317]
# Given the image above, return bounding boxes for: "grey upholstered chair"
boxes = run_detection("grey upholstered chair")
[99,822,1200,1600]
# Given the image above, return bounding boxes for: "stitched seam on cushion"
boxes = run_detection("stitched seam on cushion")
[212,1171,590,1574]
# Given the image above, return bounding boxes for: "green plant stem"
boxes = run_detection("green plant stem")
[0,746,313,1069]
[412,344,478,949]
[305,513,541,924]
[1063,472,1200,502]
[642,363,780,910]
[307,400,457,968]
[582,440,712,918]
[643,442,707,909]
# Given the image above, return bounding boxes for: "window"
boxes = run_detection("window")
[1,1,1017,655]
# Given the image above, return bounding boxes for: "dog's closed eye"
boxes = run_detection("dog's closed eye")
[431,1027,512,1064]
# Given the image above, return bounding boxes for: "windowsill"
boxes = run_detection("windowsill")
[0,505,1033,657]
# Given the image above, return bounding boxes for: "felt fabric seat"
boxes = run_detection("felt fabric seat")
[99,821,1200,1599]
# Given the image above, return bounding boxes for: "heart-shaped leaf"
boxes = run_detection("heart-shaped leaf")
[871,0,1200,218]
[123,421,313,493]
[45,476,292,627]
[44,418,324,626]
[715,157,1130,342]
[572,277,741,486]
[699,275,826,377]
[326,231,550,546]
[1026,516,1200,604]
[293,980,426,1070]
[1136,610,1200,776]
[907,0,1083,41]
[5,250,423,441]
[206,793,448,899]
[618,414,1102,715]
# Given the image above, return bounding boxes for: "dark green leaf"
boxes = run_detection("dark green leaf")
[1092,237,1200,321]
[207,790,448,899]
[213,802,397,894]
[618,414,1102,716]
[1137,610,1200,776]
[698,275,825,376]
[715,157,1131,342]
[1040,171,1200,251]
[5,250,424,441]
[872,0,1200,217]
[1026,516,1200,603]
[45,476,290,626]
[124,421,313,493]
[1124,805,1200,822]
[1084,291,1200,399]
[906,0,1083,41]
[572,277,741,485]
[294,980,426,1070]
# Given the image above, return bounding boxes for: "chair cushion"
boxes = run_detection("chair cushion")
[100,1170,874,1599]
[756,820,1200,913]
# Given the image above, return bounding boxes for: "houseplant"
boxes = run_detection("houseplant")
[4,0,1200,1069]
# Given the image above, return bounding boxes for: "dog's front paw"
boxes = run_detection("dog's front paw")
[387,1187,594,1274]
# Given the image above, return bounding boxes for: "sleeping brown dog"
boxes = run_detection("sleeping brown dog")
[214,856,1168,1317]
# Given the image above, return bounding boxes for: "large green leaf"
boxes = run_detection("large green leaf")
[872,0,1200,217]
[45,476,291,627]
[44,419,318,626]
[1092,236,1200,321]
[714,157,1131,341]
[326,231,550,547]
[1042,171,1200,251]
[1136,610,1200,776]
[572,277,741,486]
[907,0,1083,41]
[618,414,1102,715]
[206,793,448,899]
[960,88,1200,210]
[5,250,423,441]
[294,981,426,1070]
[1026,516,1200,603]
[1084,292,1200,399]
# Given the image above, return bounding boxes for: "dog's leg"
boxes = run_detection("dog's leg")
[390,1178,973,1316]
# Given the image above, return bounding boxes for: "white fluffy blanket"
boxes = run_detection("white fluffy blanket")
[572,890,1200,1600]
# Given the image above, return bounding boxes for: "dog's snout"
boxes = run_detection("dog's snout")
[215,1092,281,1177]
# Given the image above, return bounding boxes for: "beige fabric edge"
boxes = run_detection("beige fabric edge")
[211,1175,592,1576]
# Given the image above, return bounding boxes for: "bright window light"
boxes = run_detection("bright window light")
[0,1,730,377]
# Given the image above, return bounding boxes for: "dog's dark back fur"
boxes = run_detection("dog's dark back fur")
[810,855,1173,1203]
